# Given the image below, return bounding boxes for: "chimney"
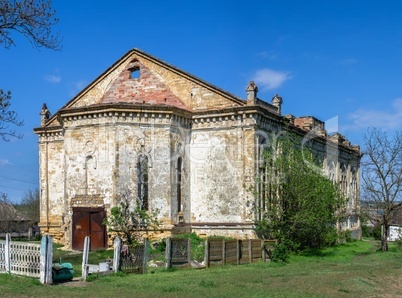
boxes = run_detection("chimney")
[246,81,258,105]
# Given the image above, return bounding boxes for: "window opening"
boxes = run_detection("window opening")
[137,155,148,210]
[130,67,140,79]
[85,156,95,195]
[177,157,182,213]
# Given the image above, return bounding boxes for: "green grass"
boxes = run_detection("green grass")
[2,240,402,297]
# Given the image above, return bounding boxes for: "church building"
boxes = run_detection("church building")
[34,49,362,249]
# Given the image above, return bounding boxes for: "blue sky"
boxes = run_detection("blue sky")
[1,0,402,202]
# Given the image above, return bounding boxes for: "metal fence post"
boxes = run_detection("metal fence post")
[249,240,252,263]
[142,239,148,274]
[165,238,171,269]
[222,239,226,266]
[187,238,191,268]
[82,236,90,280]
[4,233,10,273]
[204,239,209,268]
[261,240,265,261]
[113,237,121,273]
[236,239,240,265]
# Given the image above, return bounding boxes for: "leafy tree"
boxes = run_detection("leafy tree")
[103,190,159,245]
[361,128,402,252]
[254,132,346,251]
[0,0,61,140]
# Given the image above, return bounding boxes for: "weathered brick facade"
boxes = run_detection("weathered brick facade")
[34,49,362,248]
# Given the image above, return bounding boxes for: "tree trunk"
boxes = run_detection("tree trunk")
[381,224,389,252]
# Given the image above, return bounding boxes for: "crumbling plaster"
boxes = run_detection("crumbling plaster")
[34,49,362,247]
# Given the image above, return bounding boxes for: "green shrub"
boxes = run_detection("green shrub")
[373,224,382,240]
[271,241,291,263]
[337,230,353,243]
[361,224,372,238]
[394,238,402,250]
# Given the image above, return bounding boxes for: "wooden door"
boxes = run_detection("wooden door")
[72,208,106,250]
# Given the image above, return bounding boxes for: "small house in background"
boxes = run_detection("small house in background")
[0,202,33,237]
[34,49,362,250]
[388,226,402,242]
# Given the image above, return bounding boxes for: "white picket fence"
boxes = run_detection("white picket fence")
[0,234,53,284]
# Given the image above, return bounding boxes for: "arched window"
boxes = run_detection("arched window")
[137,155,148,210]
[257,135,270,221]
[85,155,96,194]
[177,157,182,213]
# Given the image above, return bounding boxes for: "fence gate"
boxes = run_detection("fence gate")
[165,238,191,268]
[120,241,148,274]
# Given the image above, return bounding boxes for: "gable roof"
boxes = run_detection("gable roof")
[41,49,247,128]
[0,203,31,221]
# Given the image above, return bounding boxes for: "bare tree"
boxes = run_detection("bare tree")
[0,90,23,141]
[361,128,402,252]
[17,188,40,223]
[0,0,60,50]
[0,0,61,141]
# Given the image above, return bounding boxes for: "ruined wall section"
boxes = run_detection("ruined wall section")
[68,61,128,109]
[114,121,172,222]
[141,56,244,111]
[101,60,188,109]
[63,118,115,202]
[37,131,65,242]
[169,118,191,226]
[189,112,256,237]
[112,112,192,231]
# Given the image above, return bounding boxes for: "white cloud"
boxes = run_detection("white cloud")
[344,98,402,131]
[252,68,292,90]
[0,159,11,166]
[44,74,61,83]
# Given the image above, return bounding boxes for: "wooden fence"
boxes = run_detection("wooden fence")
[205,239,276,267]
[0,234,52,284]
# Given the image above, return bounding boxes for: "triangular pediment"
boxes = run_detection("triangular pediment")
[63,49,246,112]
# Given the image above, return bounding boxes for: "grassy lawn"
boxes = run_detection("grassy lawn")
[1,240,402,297]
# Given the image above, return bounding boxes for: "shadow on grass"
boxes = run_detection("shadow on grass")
[299,248,335,257]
